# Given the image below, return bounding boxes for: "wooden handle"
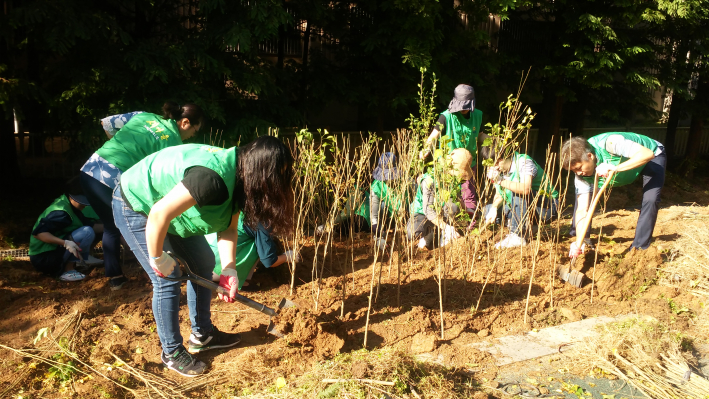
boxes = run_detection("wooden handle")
[574,171,614,248]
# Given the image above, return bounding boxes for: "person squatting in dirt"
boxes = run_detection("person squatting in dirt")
[29,193,103,282]
[370,152,410,255]
[479,140,560,249]
[315,181,372,237]
[206,213,300,292]
[112,136,294,377]
[79,102,204,290]
[561,132,666,257]
[407,148,478,250]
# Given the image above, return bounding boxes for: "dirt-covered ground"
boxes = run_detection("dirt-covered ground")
[1,174,708,398]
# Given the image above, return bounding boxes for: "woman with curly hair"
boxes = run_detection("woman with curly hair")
[112,136,294,377]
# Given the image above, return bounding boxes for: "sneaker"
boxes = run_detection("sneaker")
[109,276,128,291]
[85,255,104,265]
[494,233,527,249]
[161,347,207,377]
[187,326,241,354]
[59,270,86,282]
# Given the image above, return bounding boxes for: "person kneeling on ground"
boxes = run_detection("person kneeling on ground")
[561,133,666,257]
[113,137,294,377]
[316,183,372,237]
[29,193,102,281]
[370,152,408,254]
[407,148,477,249]
[207,213,299,291]
[480,145,559,249]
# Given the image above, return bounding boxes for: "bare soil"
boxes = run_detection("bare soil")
[1,177,708,398]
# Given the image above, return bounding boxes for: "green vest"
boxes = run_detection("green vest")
[370,180,403,215]
[440,109,482,164]
[95,113,182,172]
[29,195,85,256]
[353,192,371,226]
[583,132,659,188]
[495,152,559,205]
[207,213,258,290]
[121,144,239,238]
[411,173,434,215]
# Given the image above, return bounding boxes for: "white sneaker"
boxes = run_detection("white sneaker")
[494,233,527,249]
[85,255,104,265]
[59,270,86,282]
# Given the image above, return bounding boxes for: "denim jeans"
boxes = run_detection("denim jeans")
[80,173,123,278]
[112,184,214,355]
[31,225,96,276]
[64,225,96,264]
[485,193,559,237]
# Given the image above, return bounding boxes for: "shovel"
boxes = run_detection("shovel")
[559,171,615,288]
[159,252,296,337]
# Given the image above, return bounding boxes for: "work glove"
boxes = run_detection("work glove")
[595,163,616,178]
[568,242,586,258]
[218,268,239,303]
[63,240,82,259]
[315,225,325,235]
[149,251,176,278]
[486,167,503,184]
[442,224,461,241]
[417,237,428,249]
[484,206,498,225]
[285,250,301,264]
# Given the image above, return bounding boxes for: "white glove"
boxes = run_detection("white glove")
[484,206,498,224]
[596,163,616,178]
[149,251,176,278]
[442,224,461,241]
[417,238,427,249]
[487,167,503,184]
[569,242,586,258]
[63,240,81,259]
[285,250,301,263]
[375,237,388,251]
[315,225,325,235]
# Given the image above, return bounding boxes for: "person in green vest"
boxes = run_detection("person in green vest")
[315,184,371,237]
[420,84,482,168]
[407,149,477,249]
[80,102,203,290]
[206,214,299,292]
[561,133,666,257]
[112,137,294,377]
[370,152,408,253]
[29,193,100,281]
[480,144,559,249]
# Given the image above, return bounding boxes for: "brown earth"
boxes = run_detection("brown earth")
[0,177,708,397]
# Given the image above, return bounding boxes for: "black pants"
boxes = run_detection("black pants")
[80,173,123,277]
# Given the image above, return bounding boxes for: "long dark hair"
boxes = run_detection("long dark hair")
[162,101,204,127]
[236,136,294,235]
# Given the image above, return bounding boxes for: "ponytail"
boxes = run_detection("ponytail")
[162,101,205,127]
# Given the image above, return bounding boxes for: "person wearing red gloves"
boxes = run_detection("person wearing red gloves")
[112,137,293,377]
[561,133,666,258]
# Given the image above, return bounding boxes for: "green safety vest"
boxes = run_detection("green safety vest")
[411,173,435,215]
[29,195,86,256]
[370,180,404,215]
[440,109,483,164]
[121,144,239,238]
[353,191,371,226]
[95,113,182,172]
[495,152,559,205]
[206,213,257,290]
[583,132,659,188]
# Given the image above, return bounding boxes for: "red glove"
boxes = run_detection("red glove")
[218,268,239,303]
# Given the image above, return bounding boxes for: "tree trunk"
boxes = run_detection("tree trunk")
[680,77,708,177]
[664,93,683,162]
[0,114,20,188]
[537,86,564,160]
[300,21,311,119]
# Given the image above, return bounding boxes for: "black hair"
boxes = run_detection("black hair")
[236,136,294,235]
[162,101,204,127]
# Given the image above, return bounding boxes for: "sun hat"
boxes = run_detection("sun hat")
[373,152,399,181]
[68,194,91,206]
[448,84,476,114]
[448,148,474,181]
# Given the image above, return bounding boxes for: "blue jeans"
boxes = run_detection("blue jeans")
[64,225,96,264]
[80,173,123,278]
[30,225,96,276]
[112,185,215,355]
[485,193,559,237]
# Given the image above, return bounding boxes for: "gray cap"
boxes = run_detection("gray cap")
[448,84,476,113]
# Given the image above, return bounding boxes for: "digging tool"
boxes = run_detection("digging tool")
[158,252,296,337]
[559,171,615,288]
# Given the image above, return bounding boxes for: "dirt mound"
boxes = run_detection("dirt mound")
[595,247,661,299]
[272,306,345,359]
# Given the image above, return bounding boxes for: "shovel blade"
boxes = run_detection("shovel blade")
[277,298,297,310]
[265,298,297,338]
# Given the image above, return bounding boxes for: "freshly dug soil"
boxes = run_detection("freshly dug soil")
[272,306,345,359]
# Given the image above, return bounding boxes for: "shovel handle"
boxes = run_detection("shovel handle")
[574,171,614,249]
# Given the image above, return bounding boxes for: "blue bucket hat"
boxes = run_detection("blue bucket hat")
[373,152,399,181]
[448,84,476,113]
